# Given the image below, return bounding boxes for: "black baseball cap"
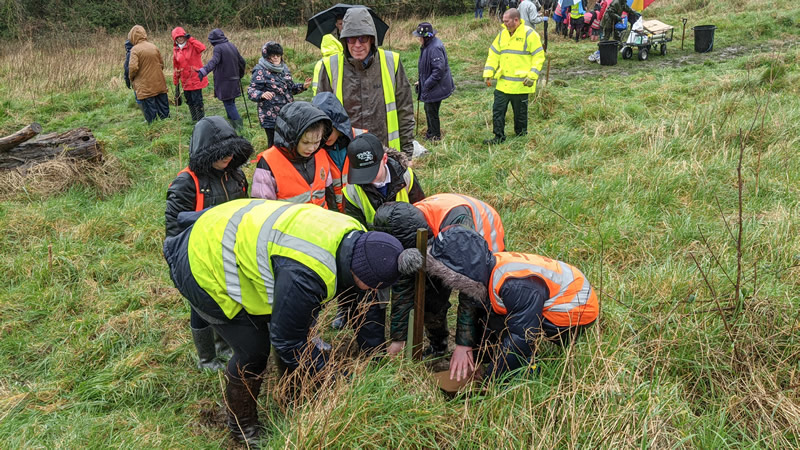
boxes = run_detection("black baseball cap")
[346,133,385,184]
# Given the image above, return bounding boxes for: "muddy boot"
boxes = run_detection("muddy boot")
[225,375,263,445]
[422,334,449,359]
[191,327,226,371]
[214,330,233,360]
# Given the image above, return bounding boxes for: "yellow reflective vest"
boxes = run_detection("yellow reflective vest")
[321,48,402,152]
[311,34,344,97]
[342,168,415,227]
[482,21,546,95]
[187,199,365,319]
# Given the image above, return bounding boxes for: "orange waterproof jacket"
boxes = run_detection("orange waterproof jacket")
[258,147,329,207]
[414,193,505,252]
[326,155,349,213]
[489,252,598,327]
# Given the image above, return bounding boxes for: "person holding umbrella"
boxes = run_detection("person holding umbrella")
[316,7,416,159]
[413,22,455,142]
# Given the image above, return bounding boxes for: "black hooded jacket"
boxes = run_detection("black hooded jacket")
[372,202,475,342]
[251,101,337,208]
[165,116,253,237]
[428,226,554,378]
[312,92,353,155]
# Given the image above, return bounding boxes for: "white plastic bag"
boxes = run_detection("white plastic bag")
[412,139,429,159]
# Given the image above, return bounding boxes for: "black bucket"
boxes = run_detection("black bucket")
[693,25,716,53]
[598,40,620,66]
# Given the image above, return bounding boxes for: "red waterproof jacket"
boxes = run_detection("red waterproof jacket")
[172,27,208,91]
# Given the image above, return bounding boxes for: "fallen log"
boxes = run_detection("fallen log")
[0,127,102,171]
[0,122,42,152]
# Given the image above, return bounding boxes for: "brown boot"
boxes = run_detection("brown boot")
[224,375,263,444]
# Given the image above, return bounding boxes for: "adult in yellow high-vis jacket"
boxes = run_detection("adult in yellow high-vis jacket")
[162,199,421,444]
[316,7,416,159]
[482,8,546,144]
[311,34,343,97]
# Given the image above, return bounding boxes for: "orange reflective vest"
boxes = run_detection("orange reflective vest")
[257,147,330,208]
[414,193,505,253]
[489,252,598,327]
[176,167,204,211]
[327,155,349,213]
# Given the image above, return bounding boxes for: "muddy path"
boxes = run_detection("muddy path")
[551,37,800,79]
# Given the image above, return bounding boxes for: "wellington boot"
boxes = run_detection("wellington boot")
[214,331,233,360]
[422,336,449,359]
[190,103,205,122]
[191,327,226,371]
[225,375,264,445]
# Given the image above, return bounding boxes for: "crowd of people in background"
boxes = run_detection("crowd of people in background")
[151,4,608,445]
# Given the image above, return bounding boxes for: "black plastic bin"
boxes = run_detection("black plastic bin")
[693,25,716,53]
[598,40,620,66]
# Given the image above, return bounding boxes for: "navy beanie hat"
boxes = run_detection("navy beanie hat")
[350,231,405,289]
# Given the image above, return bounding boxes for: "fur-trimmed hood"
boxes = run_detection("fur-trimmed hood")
[188,116,253,175]
[426,226,495,303]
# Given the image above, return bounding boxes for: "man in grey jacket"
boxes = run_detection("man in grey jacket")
[316,7,416,159]
[519,0,545,29]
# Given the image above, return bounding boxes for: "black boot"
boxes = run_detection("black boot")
[190,103,205,122]
[191,327,225,371]
[225,375,263,444]
[214,330,233,360]
[422,334,449,359]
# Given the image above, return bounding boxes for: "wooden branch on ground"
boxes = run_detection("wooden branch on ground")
[0,122,42,152]
[0,127,102,171]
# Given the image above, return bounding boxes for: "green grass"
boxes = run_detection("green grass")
[1,1,799,447]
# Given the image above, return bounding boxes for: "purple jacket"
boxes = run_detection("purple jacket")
[199,29,246,101]
[418,37,455,103]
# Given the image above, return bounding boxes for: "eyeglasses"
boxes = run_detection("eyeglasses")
[346,36,371,45]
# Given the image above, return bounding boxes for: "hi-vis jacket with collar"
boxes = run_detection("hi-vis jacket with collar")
[482,20,546,95]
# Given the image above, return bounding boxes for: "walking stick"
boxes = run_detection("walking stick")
[415,98,421,136]
[412,228,428,361]
[543,16,549,52]
[239,82,252,128]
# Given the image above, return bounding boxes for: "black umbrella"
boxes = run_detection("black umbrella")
[305,4,390,48]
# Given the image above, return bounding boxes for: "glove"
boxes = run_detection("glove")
[485,77,492,87]
[523,77,535,87]
[542,16,548,21]
[197,69,205,80]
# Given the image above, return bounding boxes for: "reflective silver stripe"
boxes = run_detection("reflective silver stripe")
[335,193,343,203]
[524,28,533,52]
[345,184,363,210]
[489,45,500,54]
[388,130,400,142]
[500,49,531,55]
[282,189,325,203]
[548,277,592,313]
[454,194,500,253]
[500,75,526,82]
[484,66,495,71]
[383,49,397,88]
[341,173,348,184]
[386,101,397,112]
[222,200,267,305]
[330,54,340,97]
[530,67,542,75]
[312,82,318,88]
[491,261,578,312]
[255,203,295,301]
[271,231,337,284]
[331,179,342,187]
[531,47,543,56]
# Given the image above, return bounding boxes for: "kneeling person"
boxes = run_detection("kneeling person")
[427,226,598,382]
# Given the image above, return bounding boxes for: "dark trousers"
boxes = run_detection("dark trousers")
[140,93,170,124]
[183,89,205,121]
[210,311,272,382]
[265,128,275,148]
[424,100,442,140]
[338,291,387,353]
[492,90,528,139]
[222,98,241,121]
[571,19,584,41]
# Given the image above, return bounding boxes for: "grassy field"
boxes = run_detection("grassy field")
[1,0,799,447]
